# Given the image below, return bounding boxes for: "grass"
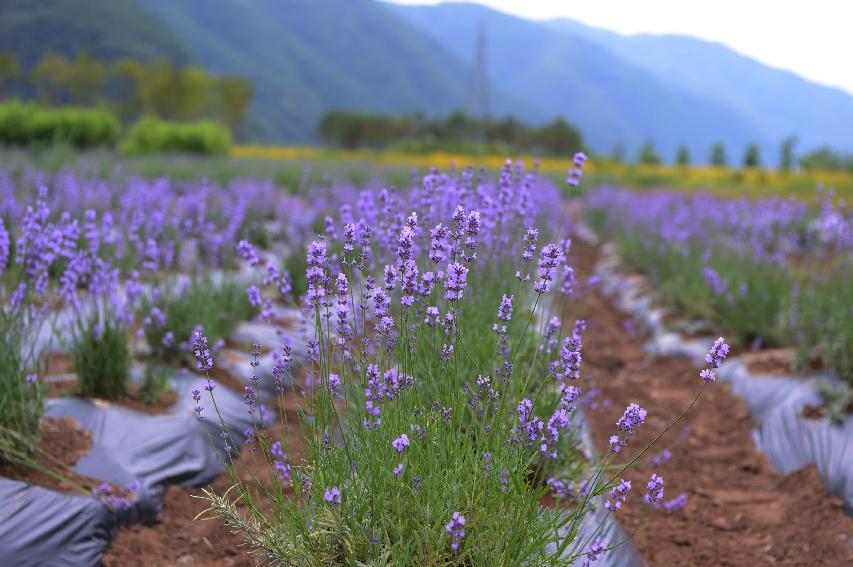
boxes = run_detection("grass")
[70,309,131,400]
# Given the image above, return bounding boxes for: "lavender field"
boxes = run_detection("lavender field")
[0,149,850,566]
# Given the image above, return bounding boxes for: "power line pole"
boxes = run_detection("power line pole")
[466,22,490,120]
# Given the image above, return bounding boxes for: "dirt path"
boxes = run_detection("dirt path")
[568,238,853,566]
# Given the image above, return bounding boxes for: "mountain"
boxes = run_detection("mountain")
[546,19,853,157]
[387,2,765,162]
[137,0,519,142]
[0,0,192,67]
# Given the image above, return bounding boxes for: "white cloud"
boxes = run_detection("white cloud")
[387,0,853,95]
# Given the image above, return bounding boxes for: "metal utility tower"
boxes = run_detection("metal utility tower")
[466,23,490,119]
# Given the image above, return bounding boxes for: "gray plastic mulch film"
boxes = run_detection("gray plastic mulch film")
[0,478,115,567]
[581,224,853,515]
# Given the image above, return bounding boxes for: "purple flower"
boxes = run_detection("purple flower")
[582,536,605,567]
[161,331,174,348]
[699,369,716,383]
[663,493,688,512]
[444,263,468,302]
[605,479,631,512]
[534,243,563,294]
[644,473,665,506]
[237,239,259,266]
[522,228,539,262]
[483,452,493,472]
[392,433,410,453]
[616,403,647,436]
[393,463,404,476]
[24,373,37,384]
[243,427,256,450]
[608,435,621,453]
[497,294,513,322]
[559,334,582,381]
[705,337,730,369]
[246,285,262,308]
[0,218,9,276]
[191,329,213,372]
[328,373,340,394]
[323,486,341,507]
[445,512,466,552]
[499,469,509,492]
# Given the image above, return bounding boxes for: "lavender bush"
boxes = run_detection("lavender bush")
[195,159,720,564]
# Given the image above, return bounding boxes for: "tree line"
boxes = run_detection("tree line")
[626,136,852,172]
[318,110,584,156]
[0,52,252,134]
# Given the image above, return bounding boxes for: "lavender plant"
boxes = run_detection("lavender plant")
[0,191,74,460]
[194,158,720,564]
[587,186,852,383]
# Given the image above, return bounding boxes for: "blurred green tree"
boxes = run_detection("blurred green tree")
[217,76,253,137]
[0,52,21,96]
[743,143,761,169]
[638,141,661,165]
[675,145,690,166]
[780,136,797,173]
[710,142,727,166]
[31,53,71,104]
[67,52,104,105]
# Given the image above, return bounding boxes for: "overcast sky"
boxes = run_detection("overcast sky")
[388,0,853,96]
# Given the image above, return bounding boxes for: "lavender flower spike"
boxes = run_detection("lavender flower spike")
[705,337,730,369]
[191,329,214,372]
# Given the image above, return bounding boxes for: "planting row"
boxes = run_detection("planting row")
[577,204,853,513]
[586,187,852,406]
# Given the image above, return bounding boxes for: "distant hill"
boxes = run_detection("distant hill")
[388,2,768,162]
[0,0,192,67]
[3,0,851,156]
[546,18,853,157]
[137,0,516,142]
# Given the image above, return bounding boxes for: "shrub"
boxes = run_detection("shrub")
[0,100,120,149]
[121,116,232,156]
[70,309,131,400]
[143,278,255,364]
[139,363,174,405]
[196,159,712,564]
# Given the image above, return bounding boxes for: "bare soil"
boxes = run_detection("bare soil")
[102,382,309,566]
[0,417,97,495]
[568,237,853,566]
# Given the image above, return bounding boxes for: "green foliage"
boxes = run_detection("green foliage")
[799,146,853,173]
[202,234,596,565]
[816,382,853,424]
[0,0,191,69]
[0,312,45,462]
[742,143,761,169]
[283,252,308,300]
[675,145,690,166]
[0,52,21,95]
[792,268,853,383]
[616,236,789,347]
[144,278,255,364]
[637,141,661,165]
[0,100,121,149]
[779,136,797,173]
[709,142,727,166]
[140,363,174,405]
[121,116,232,155]
[318,110,584,156]
[70,310,130,400]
